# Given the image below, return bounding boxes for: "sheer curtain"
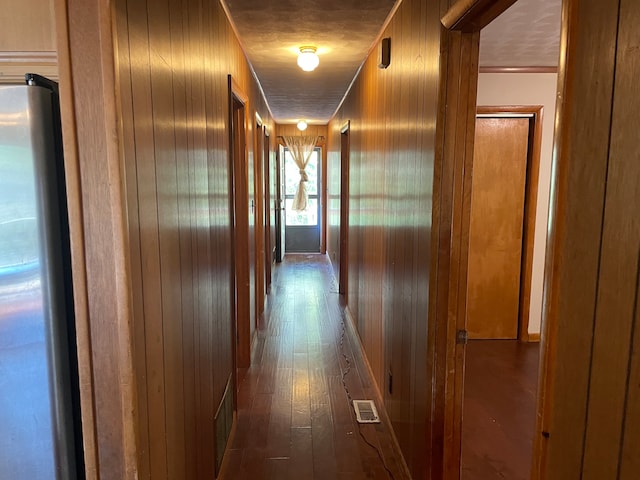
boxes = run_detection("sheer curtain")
[283,135,319,211]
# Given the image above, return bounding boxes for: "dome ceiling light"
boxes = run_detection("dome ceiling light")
[297,120,308,131]
[297,46,319,72]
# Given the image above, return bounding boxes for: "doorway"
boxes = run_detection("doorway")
[283,147,321,253]
[339,123,350,298]
[262,129,273,293]
[275,144,284,262]
[434,1,560,478]
[461,108,543,478]
[466,108,542,341]
[229,77,254,369]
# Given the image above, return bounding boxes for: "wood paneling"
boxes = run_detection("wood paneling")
[327,0,444,477]
[537,0,640,478]
[57,0,274,476]
[0,0,58,82]
[0,0,56,51]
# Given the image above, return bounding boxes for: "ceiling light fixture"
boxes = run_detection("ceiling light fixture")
[297,120,308,131]
[297,46,319,72]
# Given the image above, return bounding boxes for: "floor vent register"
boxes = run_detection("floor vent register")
[353,400,381,424]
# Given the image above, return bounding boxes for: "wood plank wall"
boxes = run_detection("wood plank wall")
[537,0,640,478]
[0,0,58,81]
[112,0,273,478]
[327,0,445,477]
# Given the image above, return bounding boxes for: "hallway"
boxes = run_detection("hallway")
[221,254,408,479]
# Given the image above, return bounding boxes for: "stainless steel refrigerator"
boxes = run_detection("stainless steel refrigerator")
[0,75,83,478]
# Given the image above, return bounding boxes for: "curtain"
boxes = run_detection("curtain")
[283,135,319,211]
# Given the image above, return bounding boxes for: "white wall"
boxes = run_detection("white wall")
[477,72,558,335]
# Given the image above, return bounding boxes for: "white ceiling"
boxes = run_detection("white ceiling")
[221,0,562,125]
[222,0,398,124]
[480,0,562,67]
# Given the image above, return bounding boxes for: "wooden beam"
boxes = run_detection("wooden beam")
[442,0,518,31]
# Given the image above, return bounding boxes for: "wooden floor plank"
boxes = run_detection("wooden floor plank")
[461,340,540,480]
[220,254,409,479]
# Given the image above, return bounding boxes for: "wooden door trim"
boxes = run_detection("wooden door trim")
[254,115,265,317]
[275,144,284,262]
[339,121,350,300]
[432,1,527,477]
[228,75,251,371]
[476,105,544,343]
[263,129,272,293]
[320,138,328,254]
[55,0,139,476]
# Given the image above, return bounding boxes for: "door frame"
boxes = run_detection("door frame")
[339,121,350,299]
[228,75,251,370]
[263,128,272,293]
[475,106,543,342]
[432,0,529,477]
[254,113,265,318]
[275,144,284,262]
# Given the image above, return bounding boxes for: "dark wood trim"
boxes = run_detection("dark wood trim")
[432,27,480,480]
[476,105,544,344]
[479,66,558,74]
[339,122,350,299]
[228,75,251,371]
[254,117,265,317]
[263,129,272,293]
[441,0,518,31]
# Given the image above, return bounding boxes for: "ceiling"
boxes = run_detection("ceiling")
[480,0,562,67]
[221,0,561,126]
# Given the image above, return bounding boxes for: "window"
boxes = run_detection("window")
[284,148,320,226]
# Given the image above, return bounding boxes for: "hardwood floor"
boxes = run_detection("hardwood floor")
[220,254,410,479]
[461,340,540,479]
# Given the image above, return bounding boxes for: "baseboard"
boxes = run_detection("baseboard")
[342,306,412,477]
[528,333,541,342]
